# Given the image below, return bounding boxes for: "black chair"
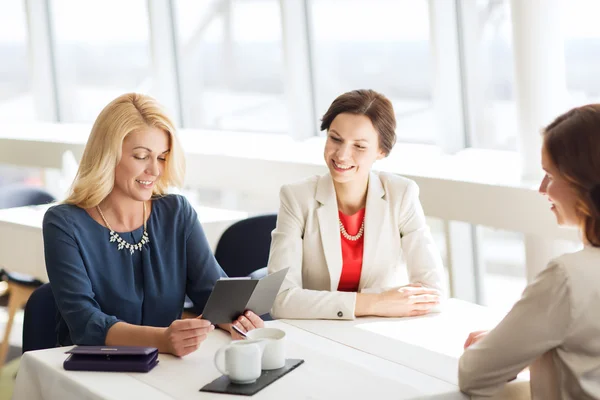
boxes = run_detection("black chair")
[0,184,55,209]
[214,214,277,278]
[0,184,55,366]
[22,283,57,353]
[186,214,277,320]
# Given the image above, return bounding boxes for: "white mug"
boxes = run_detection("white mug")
[246,328,286,370]
[214,341,262,384]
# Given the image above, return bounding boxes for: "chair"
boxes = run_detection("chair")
[22,283,57,353]
[0,184,55,366]
[214,214,277,278]
[0,184,55,209]
[184,214,277,320]
[214,214,277,320]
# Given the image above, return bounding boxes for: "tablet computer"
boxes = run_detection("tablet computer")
[201,267,289,324]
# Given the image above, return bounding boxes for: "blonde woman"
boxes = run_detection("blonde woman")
[43,93,263,357]
[267,90,445,320]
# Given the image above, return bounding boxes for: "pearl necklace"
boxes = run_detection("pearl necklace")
[97,202,149,254]
[339,218,364,241]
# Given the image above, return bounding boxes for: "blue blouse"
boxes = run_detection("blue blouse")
[43,194,227,346]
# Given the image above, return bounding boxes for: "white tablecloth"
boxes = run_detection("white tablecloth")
[282,299,507,385]
[13,321,460,400]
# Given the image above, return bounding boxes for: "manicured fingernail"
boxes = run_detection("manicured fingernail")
[245,311,251,317]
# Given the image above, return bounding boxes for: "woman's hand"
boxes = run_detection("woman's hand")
[162,318,214,357]
[463,330,489,349]
[230,311,264,340]
[358,285,440,317]
[378,285,440,317]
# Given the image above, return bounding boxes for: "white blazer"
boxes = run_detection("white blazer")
[267,171,445,320]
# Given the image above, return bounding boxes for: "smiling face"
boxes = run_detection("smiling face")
[539,145,580,226]
[113,126,171,202]
[323,113,385,185]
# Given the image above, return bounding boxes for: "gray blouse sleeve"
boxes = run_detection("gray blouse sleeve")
[458,261,571,397]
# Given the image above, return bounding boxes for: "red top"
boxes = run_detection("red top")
[337,208,365,292]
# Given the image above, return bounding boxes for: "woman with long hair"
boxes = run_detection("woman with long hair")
[44,93,262,357]
[459,105,600,399]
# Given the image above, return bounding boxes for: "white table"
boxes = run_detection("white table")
[282,299,531,399]
[0,203,247,282]
[13,321,461,400]
[282,299,506,386]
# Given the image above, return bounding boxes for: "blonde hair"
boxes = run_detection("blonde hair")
[64,93,185,208]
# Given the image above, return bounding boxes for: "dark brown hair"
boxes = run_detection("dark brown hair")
[543,104,600,246]
[320,89,397,156]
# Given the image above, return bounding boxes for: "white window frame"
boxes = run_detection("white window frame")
[147,0,183,126]
[26,0,60,122]
[280,0,317,140]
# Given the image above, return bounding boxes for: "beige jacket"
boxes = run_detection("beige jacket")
[459,246,600,399]
[267,171,445,320]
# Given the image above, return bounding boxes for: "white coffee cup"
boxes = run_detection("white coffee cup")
[214,341,262,384]
[245,328,286,370]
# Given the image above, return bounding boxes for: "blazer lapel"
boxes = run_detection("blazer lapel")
[315,174,343,292]
[359,172,387,290]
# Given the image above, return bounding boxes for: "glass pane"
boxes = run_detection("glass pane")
[309,0,434,143]
[480,227,526,312]
[563,0,600,105]
[463,0,517,150]
[0,1,35,121]
[426,217,451,294]
[51,0,151,122]
[175,0,287,133]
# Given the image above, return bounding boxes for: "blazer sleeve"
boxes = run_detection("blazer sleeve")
[398,181,446,293]
[43,208,120,345]
[268,185,357,320]
[458,261,571,397]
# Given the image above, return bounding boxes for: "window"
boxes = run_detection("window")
[563,0,600,107]
[175,0,287,133]
[462,0,517,150]
[427,217,451,294]
[309,0,434,143]
[51,0,151,122]
[479,228,526,312]
[0,1,34,121]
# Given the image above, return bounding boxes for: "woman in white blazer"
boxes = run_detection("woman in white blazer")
[459,105,600,400]
[267,89,445,320]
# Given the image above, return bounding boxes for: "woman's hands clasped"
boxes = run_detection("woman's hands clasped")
[375,284,441,317]
[357,283,441,317]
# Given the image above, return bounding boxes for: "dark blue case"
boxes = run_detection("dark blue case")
[63,346,159,373]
